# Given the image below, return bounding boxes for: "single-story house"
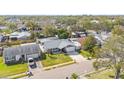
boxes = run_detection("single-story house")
[9,32,31,40]
[38,38,81,54]
[3,43,41,64]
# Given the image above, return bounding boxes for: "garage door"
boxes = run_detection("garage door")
[65,46,75,52]
[27,53,39,59]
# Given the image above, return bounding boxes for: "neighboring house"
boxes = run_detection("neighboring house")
[38,38,80,54]
[90,20,99,23]
[37,37,58,44]
[71,32,87,38]
[3,43,41,64]
[87,30,111,44]
[0,25,8,30]
[9,32,31,40]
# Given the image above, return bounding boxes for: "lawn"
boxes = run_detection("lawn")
[0,57,28,78]
[0,29,12,34]
[41,54,73,67]
[85,69,124,79]
[79,50,92,58]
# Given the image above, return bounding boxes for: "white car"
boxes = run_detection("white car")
[28,58,36,67]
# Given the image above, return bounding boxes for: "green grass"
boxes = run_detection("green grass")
[85,69,124,79]
[0,29,12,34]
[0,57,28,78]
[79,50,92,58]
[86,69,114,79]
[42,54,73,67]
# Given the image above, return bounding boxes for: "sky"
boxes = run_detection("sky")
[0,0,124,15]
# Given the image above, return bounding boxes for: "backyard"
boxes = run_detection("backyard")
[41,54,73,67]
[0,57,28,78]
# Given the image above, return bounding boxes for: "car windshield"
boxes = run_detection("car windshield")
[29,59,33,63]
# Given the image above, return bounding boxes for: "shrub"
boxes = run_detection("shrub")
[71,73,79,79]
[93,61,100,70]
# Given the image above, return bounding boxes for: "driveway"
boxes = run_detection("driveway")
[68,52,87,63]
[22,53,94,79]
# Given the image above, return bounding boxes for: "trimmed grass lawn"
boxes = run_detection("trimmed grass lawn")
[42,54,73,67]
[85,69,124,79]
[0,57,28,78]
[79,50,92,58]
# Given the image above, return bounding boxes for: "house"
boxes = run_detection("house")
[38,38,80,54]
[3,43,41,64]
[90,20,99,24]
[37,37,58,44]
[87,30,111,45]
[9,32,31,40]
[71,32,87,38]
[69,38,81,50]
[0,25,8,30]
[69,37,86,49]
[18,27,28,32]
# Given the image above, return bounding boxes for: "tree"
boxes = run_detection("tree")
[26,21,39,31]
[98,35,124,79]
[112,25,124,36]
[57,29,69,39]
[7,23,17,30]
[43,25,57,37]
[93,61,100,70]
[81,36,97,53]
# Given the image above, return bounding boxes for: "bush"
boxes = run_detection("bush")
[93,61,100,70]
[71,73,79,79]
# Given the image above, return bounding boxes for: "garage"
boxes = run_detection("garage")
[27,53,40,59]
[65,46,75,53]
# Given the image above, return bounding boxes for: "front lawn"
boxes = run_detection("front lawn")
[41,54,73,67]
[85,69,124,79]
[0,57,28,78]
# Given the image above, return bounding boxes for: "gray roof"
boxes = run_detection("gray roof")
[9,32,31,39]
[37,37,58,43]
[3,44,41,57]
[43,39,75,50]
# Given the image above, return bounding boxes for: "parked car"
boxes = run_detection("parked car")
[28,58,36,68]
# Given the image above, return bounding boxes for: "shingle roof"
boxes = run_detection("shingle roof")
[3,44,41,57]
[43,39,75,50]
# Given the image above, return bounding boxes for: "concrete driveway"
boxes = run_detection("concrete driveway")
[68,52,87,63]
[22,52,94,79]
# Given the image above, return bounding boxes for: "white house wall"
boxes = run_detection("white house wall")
[65,46,75,52]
